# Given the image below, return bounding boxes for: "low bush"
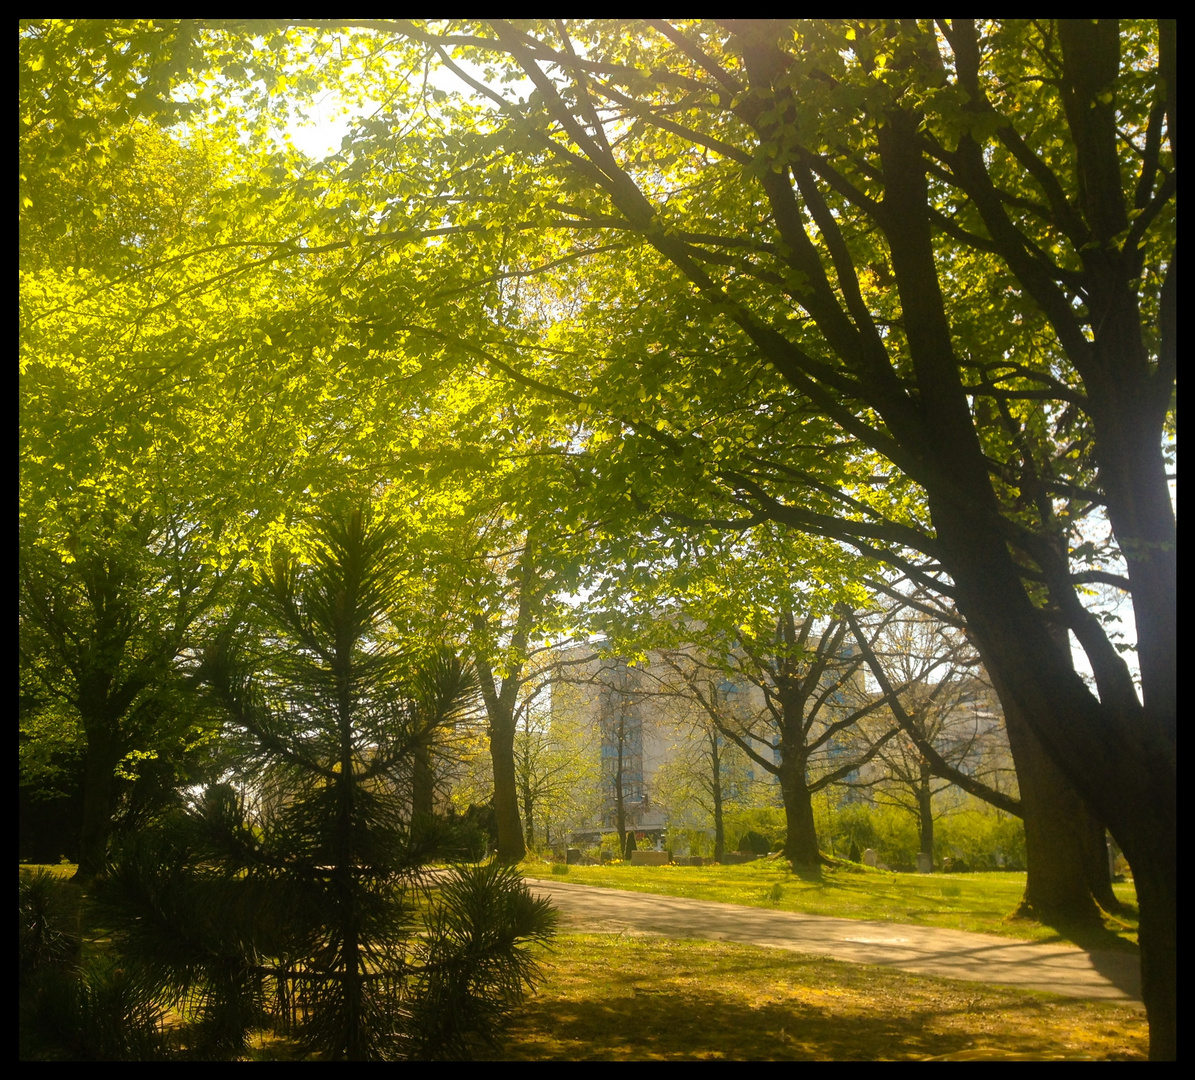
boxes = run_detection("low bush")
[737,830,772,856]
[935,809,1026,871]
[664,826,712,858]
[722,807,786,853]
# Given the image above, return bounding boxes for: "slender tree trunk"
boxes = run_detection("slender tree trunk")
[412,743,434,821]
[916,761,934,861]
[335,678,364,1060]
[613,726,627,855]
[709,728,725,863]
[521,775,536,851]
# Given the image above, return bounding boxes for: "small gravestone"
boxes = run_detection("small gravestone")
[862,848,878,867]
[916,852,933,874]
[566,847,581,865]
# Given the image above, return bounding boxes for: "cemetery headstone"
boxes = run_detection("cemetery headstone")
[630,850,670,866]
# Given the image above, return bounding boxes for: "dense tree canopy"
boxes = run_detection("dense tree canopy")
[20,19,1175,1058]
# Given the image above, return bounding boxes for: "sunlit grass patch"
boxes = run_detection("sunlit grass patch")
[527,861,1139,950]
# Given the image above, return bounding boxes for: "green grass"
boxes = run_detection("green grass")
[526,859,1139,952]
[475,933,1146,1060]
[25,863,1142,1060]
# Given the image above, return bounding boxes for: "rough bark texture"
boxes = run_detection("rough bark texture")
[1001,692,1104,924]
[779,755,821,868]
[937,503,1174,1060]
[487,713,525,864]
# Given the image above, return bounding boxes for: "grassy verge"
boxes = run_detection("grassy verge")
[477,933,1146,1060]
[526,860,1139,951]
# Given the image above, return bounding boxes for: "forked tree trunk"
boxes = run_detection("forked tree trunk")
[474,644,527,864]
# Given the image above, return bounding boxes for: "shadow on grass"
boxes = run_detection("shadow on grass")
[478,936,1146,1061]
[789,864,824,884]
[1012,915,1139,956]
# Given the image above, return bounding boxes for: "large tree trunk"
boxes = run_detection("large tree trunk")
[1132,836,1177,1061]
[998,681,1105,924]
[474,645,527,864]
[74,719,119,880]
[779,756,820,868]
[488,714,526,863]
[932,500,1174,1059]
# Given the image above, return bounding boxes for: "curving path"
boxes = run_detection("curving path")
[525,878,1142,1005]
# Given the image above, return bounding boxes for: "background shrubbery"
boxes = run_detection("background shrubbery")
[653,798,1026,870]
[825,799,1025,871]
[722,808,786,854]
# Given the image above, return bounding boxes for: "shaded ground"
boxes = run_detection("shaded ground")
[481,934,1146,1061]
[525,878,1142,1004]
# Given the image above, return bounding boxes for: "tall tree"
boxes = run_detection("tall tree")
[357,20,1174,1057]
[30,19,1174,1055]
[845,593,1120,917]
[20,511,229,878]
[849,606,1015,866]
[101,505,555,1060]
[647,673,759,864]
[656,610,899,868]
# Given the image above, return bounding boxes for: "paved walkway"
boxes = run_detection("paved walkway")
[524,878,1142,1005]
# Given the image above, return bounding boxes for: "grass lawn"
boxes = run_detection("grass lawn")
[23,864,1143,1060]
[478,933,1146,1060]
[526,859,1139,952]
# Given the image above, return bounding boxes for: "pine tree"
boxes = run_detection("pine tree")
[100,506,555,1059]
